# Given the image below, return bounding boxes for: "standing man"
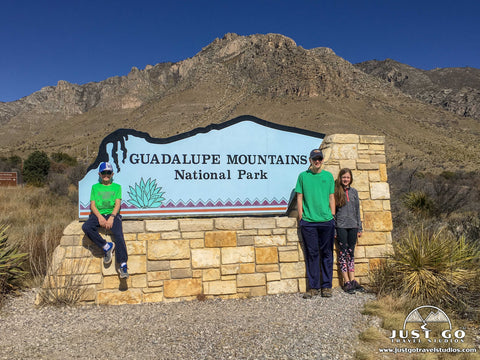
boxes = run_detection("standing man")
[82,162,129,279]
[295,149,335,298]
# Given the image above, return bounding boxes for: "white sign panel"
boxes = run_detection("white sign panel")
[78,116,324,219]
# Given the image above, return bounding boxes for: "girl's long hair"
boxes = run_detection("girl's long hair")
[334,168,353,208]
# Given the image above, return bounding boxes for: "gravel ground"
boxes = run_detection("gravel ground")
[0,288,376,360]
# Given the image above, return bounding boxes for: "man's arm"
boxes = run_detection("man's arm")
[329,193,335,217]
[296,193,303,222]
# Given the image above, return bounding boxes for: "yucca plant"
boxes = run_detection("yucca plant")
[0,224,28,296]
[373,227,479,308]
[403,191,434,217]
[127,177,165,208]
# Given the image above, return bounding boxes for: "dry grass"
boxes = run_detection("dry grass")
[0,186,76,282]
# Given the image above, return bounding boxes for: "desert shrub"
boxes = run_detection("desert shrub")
[369,226,479,314]
[403,191,434,217]
[66,163,87,186]
[23,150,51,186]
[0,225,28,303]
[48,173,70,197]
[50,152,77,167]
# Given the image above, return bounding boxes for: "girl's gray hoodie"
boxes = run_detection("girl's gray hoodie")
[336,187,362,231]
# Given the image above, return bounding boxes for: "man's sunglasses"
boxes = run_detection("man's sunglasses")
[101,171,113,175]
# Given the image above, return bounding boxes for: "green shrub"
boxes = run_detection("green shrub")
[50,152,77,167]
[23,151,51,186]
[403,191,434,217]
[0,225,28,298]
[369,227,479,312]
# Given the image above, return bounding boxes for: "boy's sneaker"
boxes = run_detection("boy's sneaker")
[119,264,129,279]
[103,242,115,265]
[321,288,333,298]
[343,281,355,294]
[352,280,365,293]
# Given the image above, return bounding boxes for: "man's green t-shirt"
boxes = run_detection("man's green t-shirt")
[295,169,334,223]
[90,182,122,215]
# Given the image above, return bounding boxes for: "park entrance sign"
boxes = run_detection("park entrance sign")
[78,116,325,219]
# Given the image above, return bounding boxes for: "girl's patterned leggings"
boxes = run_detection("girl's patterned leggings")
[336,228,358,273]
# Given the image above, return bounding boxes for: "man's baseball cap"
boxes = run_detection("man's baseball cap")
[309,149,323,159]
[99,162,113,172]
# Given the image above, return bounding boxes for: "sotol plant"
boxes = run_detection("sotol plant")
[127,177,165,208]
[0,224,28,295]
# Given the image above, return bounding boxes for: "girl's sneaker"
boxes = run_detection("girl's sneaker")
[343,281,355,294]
[351,280,365,293]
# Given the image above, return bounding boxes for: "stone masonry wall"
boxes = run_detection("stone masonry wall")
[38,134,393,305]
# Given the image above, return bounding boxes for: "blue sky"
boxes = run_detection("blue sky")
[1,0,479,102]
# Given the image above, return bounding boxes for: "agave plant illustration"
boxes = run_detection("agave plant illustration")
[127,177,165,208]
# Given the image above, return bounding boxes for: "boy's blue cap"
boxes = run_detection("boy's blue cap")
[99,162,113,172]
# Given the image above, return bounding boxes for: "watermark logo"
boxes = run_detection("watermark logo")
[389,305,465,344]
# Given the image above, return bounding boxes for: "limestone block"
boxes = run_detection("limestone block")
[256,264,279,273]
[102,262,119,276]
[128,255,147,275]
[192,270,202,278]
[359,135,384,144]
[365,245,390,258]
[329,144,358,160]
[189,239,204,248]
[357,163,379,171]
[192,248,221,268]
[60,235,83,246]
[370,182,390,200]
[131,275,147,288]
[221,246,254,264]
[148,240,190,260]
[143,291,164,303]
[124,234,137,241]
[361,200,384,212]
[237,273,266,287]
[298,279,307,293]
[280,262,305,278]
[368,171,381,182]
[203,268,220,281]
[267,279,298,294]
[163,278,202,298]
[221,264,241,275]
[80,286,97,302]
[258,229,272,235]
[170,260,190,269]
[323,165,339,178]
[138,233,161,241]
[327,134,359,144]
[244,218,276,229]
[267,272,281,281]
[148,270,170,282]
[339,160,357,170]
[379,163,388,182]
[171,268,192,279]
[276,217,297,228]
[278,250,299,262]
[240,263,255,273]
[255,247,278,264]
[215,217,244,230]
[145,220,179,232]
[237,236,255,246]
[221,275,236,281]
[59,258,99,275]
[254,235,286,246]
[65,246,92,258]
[103,275,126,289]
[286,229,300,243]
[355,263,370,276]
[179,219,214,232]
[97,289,143,305]
[122,221,144,233]
[363,212,393,232]
[352,171,369,192]
[243,286,267,297]
[205,231,237,247]
[126,240,146,255]
[370,155,386,164]
[272,228,286,235]
[203,280,236,295]
[161,231,182,240]
[357,232,387,246]
[64,221,83,235]
[147,260,170,271]
[355,246,366,258]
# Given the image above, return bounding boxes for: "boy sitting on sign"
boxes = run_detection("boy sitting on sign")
[82,162,129,279]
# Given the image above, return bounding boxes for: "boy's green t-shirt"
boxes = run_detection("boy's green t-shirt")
[295,169,334,222]
[90,182,122,215]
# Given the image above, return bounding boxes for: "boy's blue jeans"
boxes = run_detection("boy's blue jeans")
[82,213,128,264]
[300,219,335,289]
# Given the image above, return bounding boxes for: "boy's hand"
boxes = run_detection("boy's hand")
[105,216,115,230]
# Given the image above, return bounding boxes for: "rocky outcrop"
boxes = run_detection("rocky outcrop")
[355,59,480,121]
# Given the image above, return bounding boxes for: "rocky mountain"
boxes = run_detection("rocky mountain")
[355,59,480,121]
[1,33,479,173]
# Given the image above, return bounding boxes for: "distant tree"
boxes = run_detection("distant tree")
[23,151,50,186]
[50,152,77,167]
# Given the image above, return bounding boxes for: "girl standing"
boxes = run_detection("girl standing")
[334,168,364,294]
